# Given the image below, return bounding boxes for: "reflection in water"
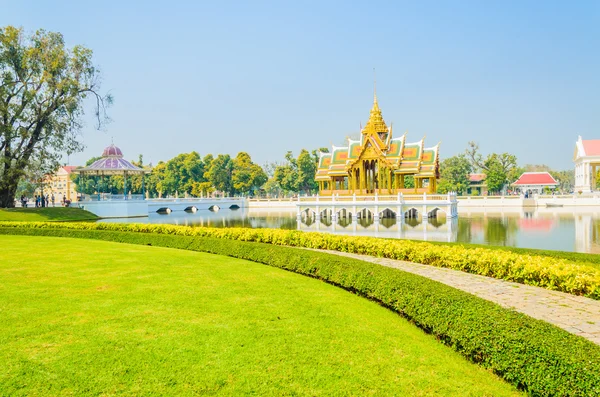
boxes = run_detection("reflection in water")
[428,217,446,228]
[405,217,420,228]
[481,217,518,247]
[380,217,397,229]
[98,207,600,253]
[338,216,352,228]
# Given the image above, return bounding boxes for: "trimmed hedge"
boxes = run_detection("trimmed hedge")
[1,221,600,300]
[1,226,600,396]
[424,239,600,268]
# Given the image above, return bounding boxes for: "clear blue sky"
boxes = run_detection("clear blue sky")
[2,0,598,170]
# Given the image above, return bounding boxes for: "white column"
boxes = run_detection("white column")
[576,161,592,193]
[585,162,592,193]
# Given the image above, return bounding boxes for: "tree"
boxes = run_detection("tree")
[404,175,415,189]
[484,153,517,193]
[128,154,151,195]
[206,154,234,195]
[161,152,204,195]
[0,26,111,207]
[437,154,473,194]
[231,152,267,196]
[146,161,167,197]
[274,153,298,194]
[551,170,574,192]
[296,149,318,194]
[466,142,517,194]
[261,161,284,197]
[191,181,214,197]
[145,152,206,197]
[262,177,283,197]
[274,149,319,195]
[18,147,56,203]
[524,164,551,172]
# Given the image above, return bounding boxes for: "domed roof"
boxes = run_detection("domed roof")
[102,144,123,158]
[73,142,149,175]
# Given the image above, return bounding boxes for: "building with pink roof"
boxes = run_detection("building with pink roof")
[511,172,558,195]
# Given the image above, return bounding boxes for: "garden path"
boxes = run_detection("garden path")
[318,249,600,345]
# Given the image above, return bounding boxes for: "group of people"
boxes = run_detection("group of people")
[19,194,67,208]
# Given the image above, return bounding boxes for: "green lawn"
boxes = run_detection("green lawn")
[0,235,521,396]
[0,207,98,222]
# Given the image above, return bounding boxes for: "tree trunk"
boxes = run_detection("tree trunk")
[0,162,25,208]
[0,178,19,208]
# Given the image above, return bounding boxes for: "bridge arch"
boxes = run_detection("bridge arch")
[356,208,374,219]
[427,207,446,218]
[379,207,397,219]
[404,207,419,219]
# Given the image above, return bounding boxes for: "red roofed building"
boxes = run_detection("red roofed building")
[511,172,558,195]
[467,173,487,195]
[574,136,600,193]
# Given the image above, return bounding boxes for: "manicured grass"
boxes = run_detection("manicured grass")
[0,235,521,396]
[0,207,98,222]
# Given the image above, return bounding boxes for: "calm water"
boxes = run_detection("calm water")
[99,207,600,254]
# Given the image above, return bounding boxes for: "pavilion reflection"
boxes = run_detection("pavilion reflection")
[298,212,458,242]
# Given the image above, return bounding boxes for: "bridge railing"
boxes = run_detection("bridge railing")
[80,193,145,201]
[149,196,246,202]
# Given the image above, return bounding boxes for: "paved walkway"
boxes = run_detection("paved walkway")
[318,249,600,345]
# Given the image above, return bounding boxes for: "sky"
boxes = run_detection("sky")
[2,0,599,170]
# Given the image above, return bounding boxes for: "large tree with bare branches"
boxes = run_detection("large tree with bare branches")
[0,26,110,207]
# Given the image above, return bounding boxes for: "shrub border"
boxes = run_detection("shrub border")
[1,226,599,396]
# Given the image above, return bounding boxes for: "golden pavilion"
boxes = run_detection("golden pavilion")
[316,92,440,195]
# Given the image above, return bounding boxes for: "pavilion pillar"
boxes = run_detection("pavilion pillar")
[377,160,381,194]
[361,162,365,193]
[400,174,405,190]
[364,162,367,193]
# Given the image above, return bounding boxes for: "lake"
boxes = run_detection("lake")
[98,207,600,254]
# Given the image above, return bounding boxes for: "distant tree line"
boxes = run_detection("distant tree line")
[437,141,574,195]
[66,142,576,199]
[69,148,331,198]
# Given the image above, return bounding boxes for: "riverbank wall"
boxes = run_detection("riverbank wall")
[249,194,600,210]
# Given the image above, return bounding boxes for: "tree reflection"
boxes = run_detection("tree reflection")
[484,217,518,246]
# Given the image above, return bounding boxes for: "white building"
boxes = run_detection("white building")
[511,172,558,195]
[574,136,600,193]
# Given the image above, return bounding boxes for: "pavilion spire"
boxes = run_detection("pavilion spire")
[373,68,379,110]
[363,71,388,137]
